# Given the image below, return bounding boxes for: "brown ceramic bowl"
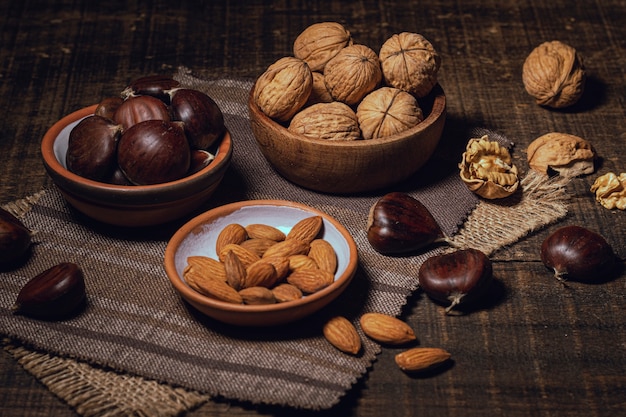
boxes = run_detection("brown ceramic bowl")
[164,200,358,326]
[248,82,446,194]
[41,105,233,227]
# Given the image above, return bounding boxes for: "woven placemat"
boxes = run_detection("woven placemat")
[0,71,569,416]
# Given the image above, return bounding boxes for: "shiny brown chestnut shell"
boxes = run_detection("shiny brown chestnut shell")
[418,248,493,313]
[117,120,191,185]
[122,75,181,103]
[13,262,86,320]
[95,96,124,121]
[540,225,615,283]
[170,88,226,150]
[0,208,32,265]
[66,115,122,181]
[114,95,171,131]
[366,192,445,255]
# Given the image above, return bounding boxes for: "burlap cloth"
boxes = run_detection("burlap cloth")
[0,68,569,416]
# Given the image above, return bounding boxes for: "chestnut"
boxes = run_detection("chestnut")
[114,95,171,131]
[541,225,615,283]
[418,248,493,314]
[66,115,122,182]
[94,96,124,121]
[170,88,226,150]
[117,120,191,185]
[188,149,215,175]
[0,208,32,265]
[366,192,446,255]
[122,74,180,104]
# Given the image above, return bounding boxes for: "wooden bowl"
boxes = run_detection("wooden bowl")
[41,105,233,227]
[164,200,358,326]
[248,83,446,194]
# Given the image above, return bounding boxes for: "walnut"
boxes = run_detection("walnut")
[356,87,424,139]
[293,22,353,72]
[459,135,520,199]
[527,132,596,178]
[305,72,334,106]
[590,172,626,210]
[288,101,361,141]
[522,41,586,108]
[253,56,313,122]
[324,44,382,106]
[379,32,441,98]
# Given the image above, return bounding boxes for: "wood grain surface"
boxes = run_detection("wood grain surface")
[1,1,625,416]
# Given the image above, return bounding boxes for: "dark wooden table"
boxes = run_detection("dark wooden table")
[2,1,625,416]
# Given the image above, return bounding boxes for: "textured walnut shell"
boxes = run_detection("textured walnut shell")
[527,132,595,177]
[305,72,334,106]
[293,22,353,72]
[324,44,382,106]
[379,32,441,98]
[253,57,313,122]
[522,41,586,108]
[356,87,424,139]
[459,136,519,199]
[590,172,626,210]
[289,101,361,141]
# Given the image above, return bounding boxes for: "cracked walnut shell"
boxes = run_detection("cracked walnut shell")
[527,132,595,178]
[289,101,361,141]
[590,172,626,210]
[522,41,586,108]
[324,44,382,106]
[459,135,519,199]
[356,87,424,139]
[293,22,353,72]
[379,32,441,98]
[253,56,313,122]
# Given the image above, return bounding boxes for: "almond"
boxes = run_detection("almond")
[218,243,261,267]
[286,268,334,293]
[308,239,337,274]
[245,223,286,242]
[215,223,248,254]
[262,239,310,259]
[359,312,416,345]
[222,250,246,291]
[395,347,451,372]
[239,286,276,305]
[286,216,323,243]
[288,254,319,271]
[271,283,303,302]
[186,256,227,282]
[262,256,291,280]
[244,259,279,288]
[323,316,361,355]
[239,237,278,257]
[189,276,243,304]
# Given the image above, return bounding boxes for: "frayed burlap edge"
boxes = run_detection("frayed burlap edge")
[2,171,569,416]
[448,170,570,255]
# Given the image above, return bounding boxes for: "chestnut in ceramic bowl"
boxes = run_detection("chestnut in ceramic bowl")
[41,105,233,227]
[247,82,446,194]
[164,200,358,326]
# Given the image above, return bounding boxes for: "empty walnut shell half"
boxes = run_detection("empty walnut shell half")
[527,132,596,178]
[289,101,361,141]
[522,40,586,108]
[459,135,519,199]
[356,87,424,139]
[590,172,626,210]
[379,32,441,98]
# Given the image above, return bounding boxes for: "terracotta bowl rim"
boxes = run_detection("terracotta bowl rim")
[247,81,446,147]
[41,104,233,199]
[164,199,359,316]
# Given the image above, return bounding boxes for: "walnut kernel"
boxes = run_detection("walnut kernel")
[522,41,586,108]
[527,132,596,178]
[590,172,626,210]
[288,101,361,141]
[379,32,441,98]
[254,56,313,122]
[293,22,353,72]
[459,136,519,199]
[356,87,424,139]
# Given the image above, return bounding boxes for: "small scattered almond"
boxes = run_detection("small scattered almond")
[308,239,337,274]
[271,283,303,302]
[287,268,334,293]
[287,216,323,243]
[395,347,451,372]
[360,312,416,345]
[323,316,361,355]
[239,286,276,305]
[215,223,248,254]
[245,223,286,241]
